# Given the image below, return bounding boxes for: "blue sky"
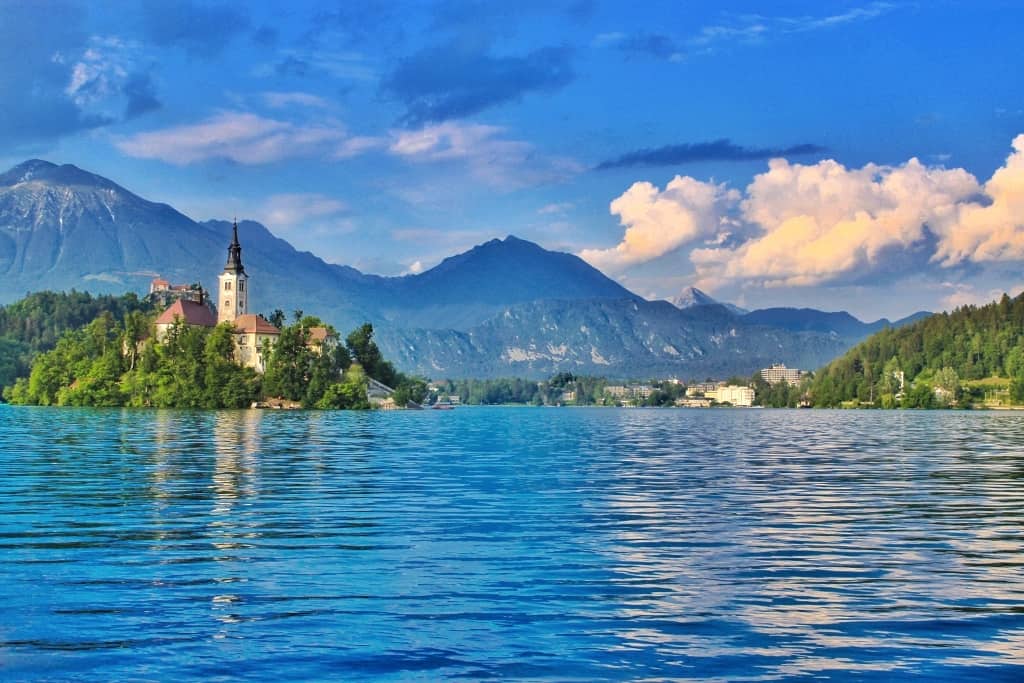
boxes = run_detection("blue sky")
[2,0,1023,319]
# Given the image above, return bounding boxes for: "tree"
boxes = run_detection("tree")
[263,324,312,400]
[267,309,286,329]
[392,376,429,406]
[316,364,370,410]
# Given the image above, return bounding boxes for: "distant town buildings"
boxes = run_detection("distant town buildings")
[706,385,755,407]
[675,397,712,408]
[686,382,721,397]
[604,384,653,404]
[760,363,804,386]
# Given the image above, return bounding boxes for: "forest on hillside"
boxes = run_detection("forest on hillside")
[0,291,153,389]
[810,293,1024,407]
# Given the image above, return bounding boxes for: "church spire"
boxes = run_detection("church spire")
[224,219,245,274]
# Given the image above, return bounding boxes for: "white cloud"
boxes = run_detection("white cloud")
[696,156,977,287]
[66,37,128,105]
[932,134,1024,265]
[115,111,352,164]
[693,3,895,49]
[579,176,738,273]
[403,260,425,275]
[582,133,1024,291]
[537,202,574,215]
[335,135,387,159]
[389,122,510,160]
[261,91,330,109]
[940,282,1024,311]
[388,122,581,189]
[63,35,148,118]
[257,193,347,229]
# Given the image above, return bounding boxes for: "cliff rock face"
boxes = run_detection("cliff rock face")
[0,159,922,379]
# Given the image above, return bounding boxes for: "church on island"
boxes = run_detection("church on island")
[152,223,330,374]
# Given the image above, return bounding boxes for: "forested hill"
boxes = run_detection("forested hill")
[0,291,152,388]
[810,293,1024,407]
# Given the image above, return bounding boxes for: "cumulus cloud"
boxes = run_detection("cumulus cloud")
[582,134,1024,288]
[932,134,1024,265]
[579,176,739,273]
[694,156,978,287]
[115,111,351,164]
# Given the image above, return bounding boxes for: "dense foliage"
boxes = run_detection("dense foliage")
[809,293,1024,407]
[0,291,152,389]
[4,304,425,410]
[5,316,261,408]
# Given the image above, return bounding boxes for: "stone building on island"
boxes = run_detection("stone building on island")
[154,298,217,340]
[153,222,283,372]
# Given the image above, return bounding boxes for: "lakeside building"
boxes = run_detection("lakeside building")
[761,363,804,386]
[676,397,712,408]
[706,385,755,407]
[604,384,654,404]
[154,298,218,341]
[605,385,629,399]
[686,381,723,397]
[153,222,283,372]
[233,314,281,373]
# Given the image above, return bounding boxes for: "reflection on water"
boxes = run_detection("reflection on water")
[1,406,1024,680]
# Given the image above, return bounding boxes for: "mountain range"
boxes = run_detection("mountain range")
[0,159,929,379]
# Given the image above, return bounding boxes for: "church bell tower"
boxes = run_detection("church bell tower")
[217,221,249,325]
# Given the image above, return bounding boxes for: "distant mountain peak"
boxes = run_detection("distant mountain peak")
[672,286,718,309]
[672,286,747,315]
[411,234,635,306]
[0,159,120,191]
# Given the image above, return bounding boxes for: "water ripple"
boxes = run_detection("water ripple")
[1,406,1024,680]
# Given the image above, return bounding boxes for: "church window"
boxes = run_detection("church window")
[225,299,231,309]
[224,281,232,291]
[239,281,245,292]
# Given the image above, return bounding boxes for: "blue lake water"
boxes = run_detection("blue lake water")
[1,405,1024,681]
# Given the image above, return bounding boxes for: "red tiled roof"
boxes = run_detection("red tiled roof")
[155,300,217,327]
[234,314,280,335]
[307,326,336,343]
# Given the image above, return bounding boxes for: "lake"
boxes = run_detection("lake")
[1,405,1023,681]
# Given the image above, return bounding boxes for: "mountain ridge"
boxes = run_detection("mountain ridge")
[0,158,927,378]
